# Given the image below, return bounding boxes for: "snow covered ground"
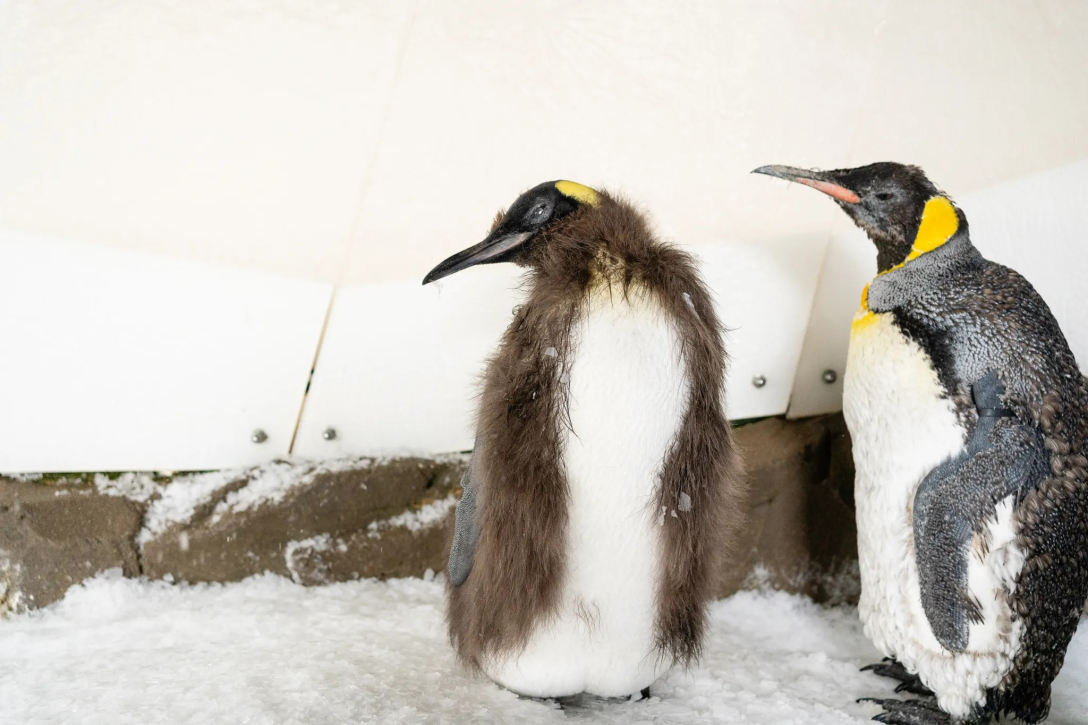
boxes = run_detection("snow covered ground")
[1,574,1084,725]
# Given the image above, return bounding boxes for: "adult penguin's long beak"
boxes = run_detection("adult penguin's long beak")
[752,165,861,204]
[422,230,532,285]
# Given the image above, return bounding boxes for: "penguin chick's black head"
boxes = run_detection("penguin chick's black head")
[752,162,963,273]
[422,180,601,285]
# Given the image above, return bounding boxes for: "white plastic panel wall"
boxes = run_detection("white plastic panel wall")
[0,230,330,472]
[293,265,523,458]
[294,236,828,457]
[695,237,827,421]
[0,2,413,470]
[783,220,871,417]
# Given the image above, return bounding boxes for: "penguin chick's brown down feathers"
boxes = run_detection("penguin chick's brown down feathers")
[440,186,743,692]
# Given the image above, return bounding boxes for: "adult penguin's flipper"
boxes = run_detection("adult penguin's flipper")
[447,446,481,586]
[912,371,1049,652]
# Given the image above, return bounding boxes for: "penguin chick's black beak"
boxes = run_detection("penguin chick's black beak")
[752,165,861,204]
[422,229,532,285]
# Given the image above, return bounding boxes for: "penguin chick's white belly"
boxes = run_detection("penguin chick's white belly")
[484,285,688,698]
[845,310,1025,718]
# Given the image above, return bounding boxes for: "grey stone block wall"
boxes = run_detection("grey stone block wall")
[0,414,858,612]
[0,477,144,612]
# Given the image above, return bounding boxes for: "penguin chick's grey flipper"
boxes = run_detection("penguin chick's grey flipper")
[448,449,481,586]
[912,371,1049,652]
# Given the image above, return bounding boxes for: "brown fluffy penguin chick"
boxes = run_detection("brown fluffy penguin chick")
[422,181,744,699]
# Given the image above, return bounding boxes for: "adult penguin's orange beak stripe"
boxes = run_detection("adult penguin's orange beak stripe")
[422,230,532,285]
[752,165,862,204]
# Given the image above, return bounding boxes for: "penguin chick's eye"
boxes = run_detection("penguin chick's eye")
[528,203,549,222]
[875,192,894,201]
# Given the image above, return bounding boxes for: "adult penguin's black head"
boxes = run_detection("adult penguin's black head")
[422,180,601,285]
[752,162,965,273]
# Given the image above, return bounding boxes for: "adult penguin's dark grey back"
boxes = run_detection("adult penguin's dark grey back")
[871,232,1088,722]
[443,188,744,675]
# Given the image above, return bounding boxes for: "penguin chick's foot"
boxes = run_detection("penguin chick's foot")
[861,659,935,697]
[860,698,980,725]
[640,687,651,701]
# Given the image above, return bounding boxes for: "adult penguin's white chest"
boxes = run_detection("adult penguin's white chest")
[844,305,1028,717]
[844,307,966,660]
[484,284,689,698]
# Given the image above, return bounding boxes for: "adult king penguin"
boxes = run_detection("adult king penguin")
[753,162,1088,724]
[422,181,742,699]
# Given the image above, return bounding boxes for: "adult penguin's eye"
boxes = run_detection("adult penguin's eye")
[875,192,894,201]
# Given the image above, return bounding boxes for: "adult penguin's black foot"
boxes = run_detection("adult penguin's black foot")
[640,687,651,700]
[861,696,948,722]
[859,698,955,725]
[862,658,935,697]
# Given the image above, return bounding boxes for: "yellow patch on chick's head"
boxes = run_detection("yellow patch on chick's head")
[555,180,601,207]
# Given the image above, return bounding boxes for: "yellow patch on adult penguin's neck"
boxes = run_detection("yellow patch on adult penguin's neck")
[855,198,958,332]
[555,180,601,207]
[852,283,877,333]
[906,196,958,262]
